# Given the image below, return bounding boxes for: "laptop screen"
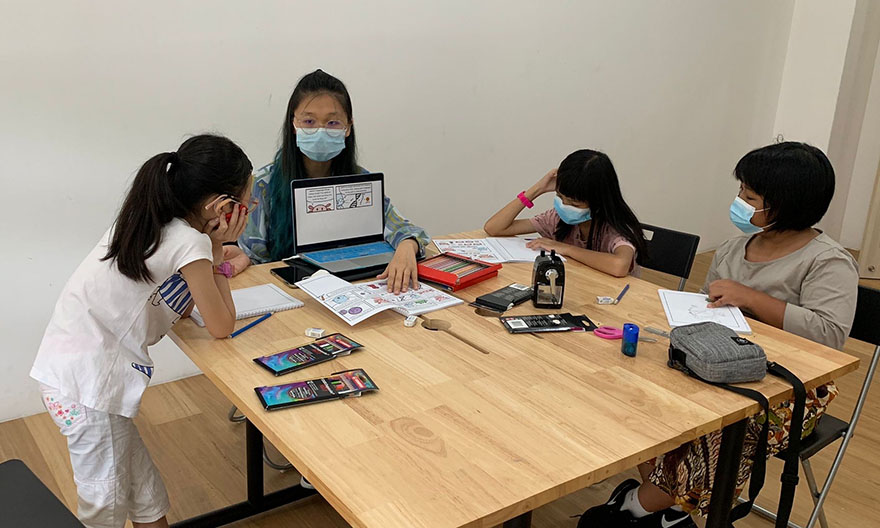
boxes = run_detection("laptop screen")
[291,173,385,253]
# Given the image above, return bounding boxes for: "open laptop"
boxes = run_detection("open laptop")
[291,173,395,273]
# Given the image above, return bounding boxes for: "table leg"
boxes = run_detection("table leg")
[502,510,532,527]
[705,419,747,528]
[246,419,264,505]
[171,419,316,527]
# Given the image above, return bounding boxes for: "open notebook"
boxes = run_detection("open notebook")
[190,283,303,327]
[432,237,563,264]
[295,274,463,326]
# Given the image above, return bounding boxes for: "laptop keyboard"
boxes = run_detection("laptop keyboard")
[304,242,394,263]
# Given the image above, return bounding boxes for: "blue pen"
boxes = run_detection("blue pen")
[614,284,630,304]
[229,312,272,338]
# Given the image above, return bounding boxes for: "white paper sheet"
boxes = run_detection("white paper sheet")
[432,237,545,263]
[657,289,752,334]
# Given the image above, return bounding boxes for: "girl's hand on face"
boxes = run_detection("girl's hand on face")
[526,237,567,256]
[203,195,249,244]
[534,168,558,196]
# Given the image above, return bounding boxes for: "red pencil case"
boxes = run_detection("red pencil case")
[417,252,502,291]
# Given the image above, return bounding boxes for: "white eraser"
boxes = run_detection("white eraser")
[305,327,325,338]
[404,315,418,327]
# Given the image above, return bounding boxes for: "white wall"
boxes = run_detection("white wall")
[838,1,880,249]
[771,0,880,248]
[841,39,880,249]
[0,1,797,422]
[773,1,857,150]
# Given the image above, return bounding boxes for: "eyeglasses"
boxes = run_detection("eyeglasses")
[226,196,259,215]
[205,195,259,216]
[293,117,349,138]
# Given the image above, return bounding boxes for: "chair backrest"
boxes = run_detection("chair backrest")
[850,285,880,347]
[639,223,700,290]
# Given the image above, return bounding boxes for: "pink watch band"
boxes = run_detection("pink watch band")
[214,261,234,278]
[517,191,534,209]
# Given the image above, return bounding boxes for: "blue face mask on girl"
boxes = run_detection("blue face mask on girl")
[554,196,592,225]
[295,128,346,162]
[729,196,768,234]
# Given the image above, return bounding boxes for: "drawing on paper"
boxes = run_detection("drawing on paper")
[305,187,334,213]
[335,183,373,209]
[685,304,742,327]
[433,239,503,263]
[657,289,751,334]
[297,274,464,326]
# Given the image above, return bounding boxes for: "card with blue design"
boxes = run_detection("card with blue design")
[253,333,363,376]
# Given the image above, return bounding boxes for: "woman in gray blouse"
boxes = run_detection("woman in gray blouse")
[703,141,858,350]
[578,142,858,527]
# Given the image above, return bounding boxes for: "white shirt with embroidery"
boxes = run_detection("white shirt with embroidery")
[31,218,213,417]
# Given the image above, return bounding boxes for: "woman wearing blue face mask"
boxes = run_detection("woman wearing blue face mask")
[484,149,646,277]
[223,69,429,294]
[577,142,859,528]
[703,141,858,349]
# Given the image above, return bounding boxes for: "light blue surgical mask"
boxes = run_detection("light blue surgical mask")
[729,196,767,234]
[554,196,592,225]
[295,128,346,162]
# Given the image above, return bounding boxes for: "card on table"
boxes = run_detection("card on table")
[254,368,379,411]
[252,333,364,376]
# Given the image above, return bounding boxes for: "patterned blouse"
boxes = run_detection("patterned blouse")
[238,161,431,263]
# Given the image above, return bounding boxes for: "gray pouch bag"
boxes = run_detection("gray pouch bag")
[666,322,807,528]
[667,321,766,383]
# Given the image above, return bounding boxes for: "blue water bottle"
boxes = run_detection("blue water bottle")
[621,323,639,357]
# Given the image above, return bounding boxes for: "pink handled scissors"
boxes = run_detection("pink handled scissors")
[593,326,623,340]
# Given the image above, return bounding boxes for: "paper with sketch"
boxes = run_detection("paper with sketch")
[658,289,752,334]
[432,237,546,263]
[295,274,463,326]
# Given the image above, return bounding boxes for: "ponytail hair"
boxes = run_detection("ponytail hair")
[103,134,252,282]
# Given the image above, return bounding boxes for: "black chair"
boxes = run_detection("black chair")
[742,285,880,528]
[639,223,700,291]
[0,459,84,527]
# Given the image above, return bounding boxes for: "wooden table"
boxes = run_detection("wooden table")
[169,233,859,528]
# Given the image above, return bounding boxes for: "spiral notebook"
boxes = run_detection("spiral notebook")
[190,283,303,327]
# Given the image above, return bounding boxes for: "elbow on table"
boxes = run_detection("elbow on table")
[607,259,630,278]
[206,318,236,339]
[483,222,501,237]
[609,269,629,279]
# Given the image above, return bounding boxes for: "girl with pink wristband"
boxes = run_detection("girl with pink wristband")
[484,149,646,277]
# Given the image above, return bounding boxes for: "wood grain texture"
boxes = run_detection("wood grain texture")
[161,232,859,528]
[1,248,874,527]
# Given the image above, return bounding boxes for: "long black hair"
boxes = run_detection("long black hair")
[554,149,647,261]
[267,69,359,261]
[103,134,253,282]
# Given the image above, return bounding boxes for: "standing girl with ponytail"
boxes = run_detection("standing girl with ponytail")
[30,134,254,528]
